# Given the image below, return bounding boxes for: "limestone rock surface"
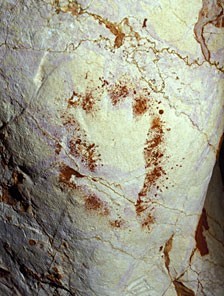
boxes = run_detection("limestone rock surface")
[0,0,224,295]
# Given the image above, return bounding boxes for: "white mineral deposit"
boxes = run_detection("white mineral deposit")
[0,0,223,295]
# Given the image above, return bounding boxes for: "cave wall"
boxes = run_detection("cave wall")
[0,1,224,295]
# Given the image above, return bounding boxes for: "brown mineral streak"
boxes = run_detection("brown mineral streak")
[55,1,141,49]
[194,0,224,61]
[195,208,209,256]
[164,234,174,271]
[85,194,109,215]
[90,14,125,48]
[173,280,195,296]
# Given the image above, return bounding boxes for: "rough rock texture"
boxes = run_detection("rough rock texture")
[0,0,223,295]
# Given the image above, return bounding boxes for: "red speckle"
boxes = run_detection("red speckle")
[132,96,149,116]
[61,113,79,127]
[69,138,101,172]
[136,116,166,215]
[141,213,155,229]
[108,81,129,105]
[85,194,109,216]
[99,77,109,87]
[110,219,125,228]
[135,195,150,215]
[67,91,80,108]
[67,87,98,114]
[81,91,95,113]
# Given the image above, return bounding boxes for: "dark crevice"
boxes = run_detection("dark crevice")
[8,185,30,211]
[0,267,10,278]
[218,134,224,186]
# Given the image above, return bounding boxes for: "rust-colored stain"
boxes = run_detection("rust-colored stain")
[60,76,171,222]
[81,91,95,113]
[195,208,209,256]
[61,106,102,172]
[69,138,101,172]
[67,89,97,114]
[108,81,129,106]
[194,0,224,61]
[110,219,125,228]
[114,32,126,48]
[139,166,165,198]
[173,280,195,296]
[135,197,149,215]
[67,91,80,108]
[61,113,78,127]
[136,116,166,214]
[164,234,174,271]
[151,117,163,131]
[132,96,149,116]
[59,164,85,188]
[141,213,155,229]
[85,194,109,216]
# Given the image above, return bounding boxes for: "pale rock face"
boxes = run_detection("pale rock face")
[0,0,223,295]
